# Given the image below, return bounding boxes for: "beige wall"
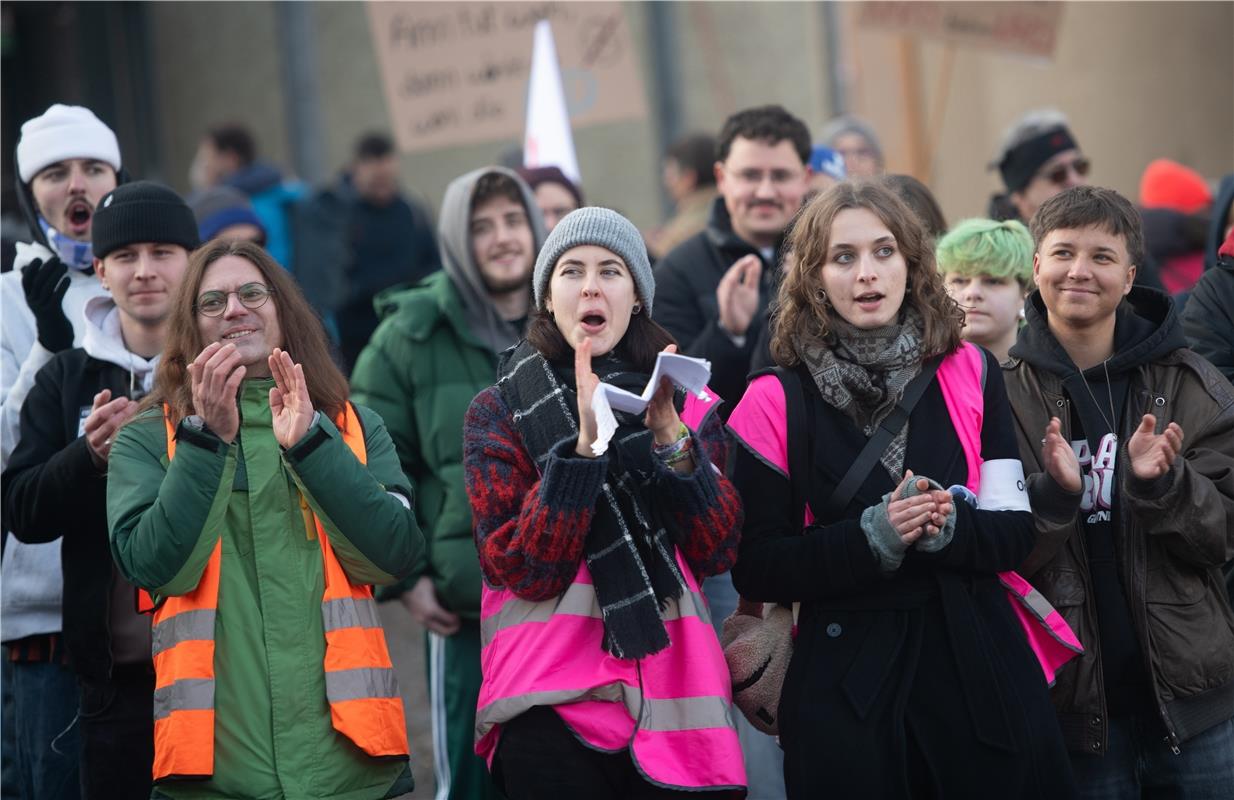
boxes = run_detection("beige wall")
[147,2,1233,233]
[843,1,1234,222]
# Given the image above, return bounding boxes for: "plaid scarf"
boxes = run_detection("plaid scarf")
[793,308,925,479]
[496,340,686,660]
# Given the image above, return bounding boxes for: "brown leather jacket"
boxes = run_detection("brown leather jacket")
[1004,344,1234,756]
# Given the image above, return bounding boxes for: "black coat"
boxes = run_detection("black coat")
[653,198,782,414]
[1,348,141,682]
[1183,254,1234,383]
[730,350,1076,799]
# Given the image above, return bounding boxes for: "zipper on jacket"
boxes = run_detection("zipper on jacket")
[1058,399,1113,755]
[1124,382,1182,755]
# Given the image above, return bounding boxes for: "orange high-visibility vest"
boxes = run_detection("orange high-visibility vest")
[149,404,409,781]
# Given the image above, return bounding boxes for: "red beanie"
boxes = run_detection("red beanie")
[1139,159,1212,214]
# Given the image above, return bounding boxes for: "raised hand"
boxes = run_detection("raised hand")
[83,389,139,468]
[188,342,244,443]
[1127,413,1183,482]
[20,256,73,353]
[268,348,315,448]
[574,337,601,458]
[645,344,682,445]
[716,254,762,337]
[886,470,952,544]
[1041,416,1081,493]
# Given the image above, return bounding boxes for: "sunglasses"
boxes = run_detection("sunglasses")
[1041,157,1091,186]
[196,282,275,317]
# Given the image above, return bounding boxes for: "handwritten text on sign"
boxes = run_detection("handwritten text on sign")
[366,2,647,153]
[858,2,1064,60]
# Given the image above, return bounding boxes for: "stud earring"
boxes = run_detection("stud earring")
[632,304,642,315]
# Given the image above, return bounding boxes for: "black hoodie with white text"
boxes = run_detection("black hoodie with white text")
[1009,287,1188,714]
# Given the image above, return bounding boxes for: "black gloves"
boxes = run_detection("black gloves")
[20,257,74,353]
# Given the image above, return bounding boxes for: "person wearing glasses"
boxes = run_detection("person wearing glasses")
[105,238,425,800]
[2,181,198,799]
[990,109,1091,225]
[655,105,813,416]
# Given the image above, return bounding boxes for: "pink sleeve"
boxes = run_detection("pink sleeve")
[726,374,789,476]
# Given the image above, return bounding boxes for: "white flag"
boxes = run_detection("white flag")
[523,20,581,184]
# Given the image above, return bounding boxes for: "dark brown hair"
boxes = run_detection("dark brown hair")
[1030,185,1145,267]
[471,172,525,214]
[141,239,348,426]
[206,123,256,165]
[716,105,811,165]
[881,174,948,240]
[770,180,963,367]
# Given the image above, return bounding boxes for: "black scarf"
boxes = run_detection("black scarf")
[496,340,686,659]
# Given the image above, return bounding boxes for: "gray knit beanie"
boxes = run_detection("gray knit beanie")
[533,207,654,313]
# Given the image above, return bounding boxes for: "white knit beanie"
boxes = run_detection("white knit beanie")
[16,104,121,183]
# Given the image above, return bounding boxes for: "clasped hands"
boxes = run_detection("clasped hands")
[187,343,314,447]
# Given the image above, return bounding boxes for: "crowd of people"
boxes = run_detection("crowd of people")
[0,97,1231,800]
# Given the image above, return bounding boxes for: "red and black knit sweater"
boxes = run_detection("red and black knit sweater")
[464,386,742,601]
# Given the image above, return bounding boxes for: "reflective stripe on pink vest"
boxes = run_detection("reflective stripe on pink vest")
[475,389,746,791]
[935,343,1083,685]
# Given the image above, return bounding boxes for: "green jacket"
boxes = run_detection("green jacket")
[107,380,423,800]
[351,271,498,618]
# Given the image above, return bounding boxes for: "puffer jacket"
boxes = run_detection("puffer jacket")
[1003,291,1234,756]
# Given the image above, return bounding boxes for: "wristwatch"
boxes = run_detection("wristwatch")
[182,415,208,432]
[177,414,225,453]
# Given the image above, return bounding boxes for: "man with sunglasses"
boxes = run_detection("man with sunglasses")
[2,182,199,799]
[993,108,1092,224]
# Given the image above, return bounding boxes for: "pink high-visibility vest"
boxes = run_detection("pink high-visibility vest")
[730,346,1081,685]
[936,343,1083,685]
[475,388,746,792]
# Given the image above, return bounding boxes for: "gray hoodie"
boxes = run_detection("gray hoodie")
[436,166,547,354]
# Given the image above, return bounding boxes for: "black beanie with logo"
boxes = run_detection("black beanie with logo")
[92,180,201,259]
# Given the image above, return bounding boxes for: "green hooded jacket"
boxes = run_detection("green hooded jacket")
[107,380,423,800]
[350,166,545,618]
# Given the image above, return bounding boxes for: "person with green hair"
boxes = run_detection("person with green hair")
[937,218,1034,362]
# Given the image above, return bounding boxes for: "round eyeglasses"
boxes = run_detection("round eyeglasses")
[195,282,275,317]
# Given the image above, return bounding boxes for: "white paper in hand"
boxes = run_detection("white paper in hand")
[589,352,712,456]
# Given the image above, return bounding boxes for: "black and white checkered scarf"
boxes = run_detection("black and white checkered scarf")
[496,340,686,660]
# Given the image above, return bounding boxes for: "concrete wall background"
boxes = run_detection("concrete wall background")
[146,1,1232,232]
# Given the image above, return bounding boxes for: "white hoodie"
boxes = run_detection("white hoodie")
[0,245,109,642]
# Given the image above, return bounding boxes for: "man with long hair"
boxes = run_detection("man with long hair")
[105,239,424,800]
[350,166,545,800]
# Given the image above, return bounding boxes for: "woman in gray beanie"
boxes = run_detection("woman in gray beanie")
[462,207,747,797]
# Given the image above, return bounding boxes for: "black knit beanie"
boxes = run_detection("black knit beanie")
[92,180,201,259]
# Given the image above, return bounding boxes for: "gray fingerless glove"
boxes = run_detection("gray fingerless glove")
[859,476,958,571]
[860,492,910,573]
[908,477,956,554]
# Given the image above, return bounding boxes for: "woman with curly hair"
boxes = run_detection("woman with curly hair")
[728,182,1077,798]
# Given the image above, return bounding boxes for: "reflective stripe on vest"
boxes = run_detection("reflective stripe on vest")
[150,404,408,781]
[476,552,745,790]
[314,405,409,757]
